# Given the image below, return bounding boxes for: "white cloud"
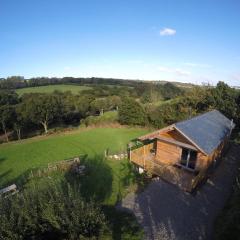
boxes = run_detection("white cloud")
[183,62,211,68]
[158,66,191,76]
[232,73,240,84]
[160,28,176,36]
[175,68,191,76]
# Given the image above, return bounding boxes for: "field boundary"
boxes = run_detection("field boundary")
[0,126,152,147]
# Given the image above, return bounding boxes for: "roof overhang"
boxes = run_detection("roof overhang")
[138,125,174,141]
[156,135,198,151]
[173,125,209,155]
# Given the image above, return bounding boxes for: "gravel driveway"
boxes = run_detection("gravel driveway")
[118,144,240,240]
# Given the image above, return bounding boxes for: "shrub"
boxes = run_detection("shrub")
[81,111,118,126]
[119,98,147,126]
[0,183,106,240]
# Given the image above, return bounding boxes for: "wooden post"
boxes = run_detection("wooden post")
[143,145,146,169]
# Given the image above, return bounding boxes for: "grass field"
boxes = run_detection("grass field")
[0,127,148,203]
[15,84,92,95]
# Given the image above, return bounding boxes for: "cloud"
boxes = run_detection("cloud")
[232,73,240,83]
[175,68,191,76]
[160,28,176,36]
[183,62,211,68]
[158,66,191,76]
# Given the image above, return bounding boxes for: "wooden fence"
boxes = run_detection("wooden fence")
[28,155,86,179]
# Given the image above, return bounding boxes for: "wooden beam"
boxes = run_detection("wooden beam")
[143,145,146,168]
[156,136,198,151]
[138,125,174,141]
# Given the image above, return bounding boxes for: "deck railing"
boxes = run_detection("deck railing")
[130,149,202,191]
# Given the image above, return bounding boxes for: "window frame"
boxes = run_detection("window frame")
[180,147,197,170]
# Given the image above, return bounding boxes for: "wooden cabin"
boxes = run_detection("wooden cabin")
[128,110,235,192]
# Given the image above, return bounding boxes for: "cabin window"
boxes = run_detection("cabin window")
[180,148,197,170]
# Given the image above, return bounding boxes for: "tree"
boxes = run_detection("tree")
[161,82,184,100]
[202,81,238,120]
[119,98,147,126]
[75,94,94,118]
[21,93,62,133]
[0,90,19,105]
[106,95,121,110]
[90,98,109,115]
[13,104,26,140]
[0,105,15,142]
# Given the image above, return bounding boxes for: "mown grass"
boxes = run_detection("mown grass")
[15,84,92,95]
[0,127,148,201]
[0,127,148,239]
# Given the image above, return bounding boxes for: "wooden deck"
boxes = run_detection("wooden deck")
[130,150,196,191]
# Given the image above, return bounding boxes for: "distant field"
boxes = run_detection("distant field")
[0,127,148,203]
[15,84,92,95]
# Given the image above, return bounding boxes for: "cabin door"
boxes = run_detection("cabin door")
[180,148,197,170]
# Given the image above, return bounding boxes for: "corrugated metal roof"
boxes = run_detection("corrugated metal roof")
[175,110,235,155]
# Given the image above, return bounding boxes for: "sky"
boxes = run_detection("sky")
[0,0,240,86]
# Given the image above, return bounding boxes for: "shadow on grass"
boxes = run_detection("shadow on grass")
[120,160,150,192]
[65,155,113,203]
[103,205,144,240]
[0,168,36,190]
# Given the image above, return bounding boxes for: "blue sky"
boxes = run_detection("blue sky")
[0,0,240,86]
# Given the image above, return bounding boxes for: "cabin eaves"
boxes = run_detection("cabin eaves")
[138,110,235,155]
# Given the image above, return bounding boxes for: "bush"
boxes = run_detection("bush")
[119,98,147,126]
[81,111,118,126]
[0,183,106,240]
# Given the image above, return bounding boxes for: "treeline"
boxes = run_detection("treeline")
[0,81,184,142]
[119,81,240,128]
[1,79,239,143]
[0,76,154,89]
[0,76,184,100]
[0,90,122,142]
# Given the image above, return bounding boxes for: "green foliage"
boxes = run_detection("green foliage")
[90,96,121,115]
[0,80,239,144]
[119,98,147,126]
[140,82,183,103]
[161,82,184,100]
[146,100,190,128]
[0,105,15,141]
[0,183,106,240]
[82,111,118,126]
[205,81,239,120]
[21,93,63,133]
[0,90,19,105]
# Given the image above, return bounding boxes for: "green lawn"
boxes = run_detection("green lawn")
[15,84,92,95]
[0,127,148,202]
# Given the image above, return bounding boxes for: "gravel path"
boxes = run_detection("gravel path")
[118,144,240,240]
